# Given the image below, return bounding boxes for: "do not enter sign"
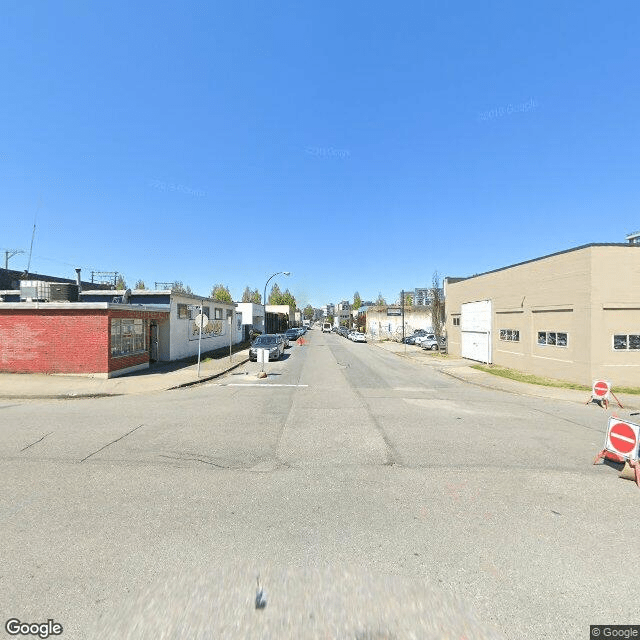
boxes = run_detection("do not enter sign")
[605,418,640,460]
[592,380,610,398]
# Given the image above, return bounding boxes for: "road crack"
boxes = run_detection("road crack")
[20,432,53,452]
[79,424,145,462]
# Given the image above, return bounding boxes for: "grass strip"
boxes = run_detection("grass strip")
[469,364,640,396]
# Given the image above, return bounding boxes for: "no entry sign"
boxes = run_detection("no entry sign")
[604,418,640,460]
[592,380,610,399]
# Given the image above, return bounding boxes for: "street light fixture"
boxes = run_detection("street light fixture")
[263,271,290,333]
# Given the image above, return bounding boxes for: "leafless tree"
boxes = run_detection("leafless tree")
[430,271,445,348]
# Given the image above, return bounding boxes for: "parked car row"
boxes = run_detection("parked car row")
[333,326,367,343]
[402,330,446,351]
[249,326,309,361]
[404,329,447,351]
[402,329,430,345]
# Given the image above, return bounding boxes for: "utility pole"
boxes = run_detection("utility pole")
[401,290,406,354]
[197,300,204,377]
[229,309,233,363]
[4,249,25,270]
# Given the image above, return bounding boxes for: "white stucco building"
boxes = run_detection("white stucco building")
[235,302,265,339]
[365,306,434,341]
[80,289,243,362]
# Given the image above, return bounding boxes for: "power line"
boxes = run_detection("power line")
[2,249,25,270]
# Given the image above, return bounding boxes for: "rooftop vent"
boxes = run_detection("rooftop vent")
[20,280,50,302]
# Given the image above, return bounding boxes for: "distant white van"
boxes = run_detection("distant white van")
[322,322,332,333]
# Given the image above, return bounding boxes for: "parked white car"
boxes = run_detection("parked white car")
[414,333,436,346]
[350,332,367,343]
[420,335,446,351]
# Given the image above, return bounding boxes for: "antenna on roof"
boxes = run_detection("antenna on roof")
[26,194,42,275]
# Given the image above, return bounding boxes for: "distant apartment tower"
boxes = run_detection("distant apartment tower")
[397,288,433,305]
[322,303,335,317]
[413,288,432,305]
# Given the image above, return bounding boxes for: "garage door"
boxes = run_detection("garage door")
[461,300,492,363]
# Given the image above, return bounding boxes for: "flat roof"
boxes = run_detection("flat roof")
[80,289,171,296]
[0,302,169,312]
[446,243,640,283]
[80,289,236,304]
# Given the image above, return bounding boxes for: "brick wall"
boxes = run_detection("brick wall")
[0,310,109,374]
[0,308,170,375]
[107,310,169,374]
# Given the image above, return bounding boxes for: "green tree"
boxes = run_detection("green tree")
[404,293,413,306]
[281,288,296,309]
[241,286,252,302]
[211,283,233,303]
[268,283,283,304]
[353,291,362,310]
[375,292,386,306]
[304,304,314,319]
[135,279,146,290]
[115,275,127,290]
[250,288,262,304]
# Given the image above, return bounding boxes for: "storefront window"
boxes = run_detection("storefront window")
[111,318,146,356]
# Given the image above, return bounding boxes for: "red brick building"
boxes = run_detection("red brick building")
[0,303,169,378]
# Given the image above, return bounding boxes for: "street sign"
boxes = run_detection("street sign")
[587,379,623,409]
[257,348,268,364]
[194,313,209,330]
[594,417,640,484]
[607,419,639,457]
[592,380,610,399]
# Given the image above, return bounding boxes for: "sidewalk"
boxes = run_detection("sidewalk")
[0,350,250,400]
[371,340,640,411]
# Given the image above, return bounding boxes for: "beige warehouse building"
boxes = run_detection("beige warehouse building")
[445,244,640,387]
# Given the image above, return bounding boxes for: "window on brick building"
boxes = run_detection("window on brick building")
[111,318,146,356]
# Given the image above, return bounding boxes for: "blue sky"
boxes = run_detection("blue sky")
[1,1,638,308]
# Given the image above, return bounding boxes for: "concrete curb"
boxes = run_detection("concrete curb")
[0,392,125,401]
[437,366,572,403]
[168,357,250,389]
[369,340,640,410]
[0,357,251,400]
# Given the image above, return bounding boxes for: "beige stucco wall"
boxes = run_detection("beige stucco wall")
[590,247,640,384]
[446,245,640,387]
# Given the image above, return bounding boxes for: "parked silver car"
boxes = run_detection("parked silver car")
[249,334,284,361]
[420,335,446,351]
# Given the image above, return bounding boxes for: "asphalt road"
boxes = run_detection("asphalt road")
[1,329,638,639]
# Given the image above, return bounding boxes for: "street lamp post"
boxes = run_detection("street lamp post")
[263,271,290,333]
